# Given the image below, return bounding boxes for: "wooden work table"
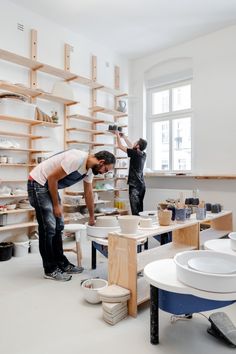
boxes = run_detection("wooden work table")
[108,211,232,317]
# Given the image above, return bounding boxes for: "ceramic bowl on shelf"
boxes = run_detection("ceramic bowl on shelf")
[6,204,16,210]
[174,250,236,293]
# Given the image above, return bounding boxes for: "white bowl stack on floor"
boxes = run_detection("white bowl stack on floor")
[98,284,130,325]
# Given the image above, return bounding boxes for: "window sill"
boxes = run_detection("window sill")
[144,173,236,180]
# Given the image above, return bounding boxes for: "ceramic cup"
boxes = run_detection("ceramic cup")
[192,198,199,206]
[175,208,187,223]
[228,232,236,251]
[158,210,172,226]
[139,218,152,228]
[211,204,220,213]
[196,207,206,220]
[205,203,212,212]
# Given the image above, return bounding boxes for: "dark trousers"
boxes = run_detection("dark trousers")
[27,180,69,273]
[129,185,146,215]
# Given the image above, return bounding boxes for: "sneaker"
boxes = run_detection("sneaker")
[44,267,72,281]
[62,263,84,274]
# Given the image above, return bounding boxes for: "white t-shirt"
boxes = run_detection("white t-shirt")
[30,149,93,186]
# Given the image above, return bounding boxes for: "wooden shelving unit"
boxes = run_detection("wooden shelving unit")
[0,31,73,234]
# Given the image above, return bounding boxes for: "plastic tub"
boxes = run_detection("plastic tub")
[81,278,108,304]
[0,98,36,119]
[0,242,13,261]
[30,239,39,253]
[13,241,29,257]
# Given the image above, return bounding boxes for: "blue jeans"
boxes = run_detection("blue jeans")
[27,180,69,273]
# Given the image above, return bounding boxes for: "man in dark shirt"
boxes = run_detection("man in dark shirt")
[114,131,147,215]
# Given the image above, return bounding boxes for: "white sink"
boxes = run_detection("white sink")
[174,250,236,293]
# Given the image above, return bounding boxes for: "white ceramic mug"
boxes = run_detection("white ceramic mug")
[228,232,236,251]
[139,218,152,228]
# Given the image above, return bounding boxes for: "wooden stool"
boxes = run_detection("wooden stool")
[63,224,86,267]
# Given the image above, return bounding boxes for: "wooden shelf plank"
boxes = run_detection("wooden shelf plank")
[67,127,114,135]
[0,81,78,106]
[0,221,37,231]
[0,147,51,153]
[63,200,110,207]
[0,209,34,215]
[67,114,116,125]
[66,140,114,146]
[90,106,128,117]
[0,163,36,167]
[0,114,61,127]
[0,179,27,183]
[95,85,128,97]
[145,173,236,179]
[0,130,49,139]
[0,194,28,199]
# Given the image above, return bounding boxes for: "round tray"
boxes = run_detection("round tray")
[174,250,236,293]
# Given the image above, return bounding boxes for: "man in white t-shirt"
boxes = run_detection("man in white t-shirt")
[27,149,115,282]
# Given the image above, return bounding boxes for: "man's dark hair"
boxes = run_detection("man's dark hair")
[94,151,116,165]
[137,138,147,151]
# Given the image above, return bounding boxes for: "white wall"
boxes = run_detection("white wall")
[129,25,236,228]
[0,0,129,241]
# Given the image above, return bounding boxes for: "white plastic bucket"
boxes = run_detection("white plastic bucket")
[30,239,39,253]
[13,241,29,257]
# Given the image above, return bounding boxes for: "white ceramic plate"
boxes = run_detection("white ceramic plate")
[187,256,236,274]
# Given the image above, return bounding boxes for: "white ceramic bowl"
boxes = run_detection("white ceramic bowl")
[6,204,16,210]
[118,215,140,234]
[174,250,236,293]
[81,278,108,304]
[95,216,119,227]
[228,232,236,251]
[139,210,157,223]
[86,223,120,238]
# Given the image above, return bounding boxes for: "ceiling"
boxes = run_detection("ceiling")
[9,0,236,59]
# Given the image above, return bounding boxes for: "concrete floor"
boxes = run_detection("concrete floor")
[0,236,235,354]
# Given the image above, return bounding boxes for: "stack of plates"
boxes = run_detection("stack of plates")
[98,285,130,325]
[102,302,128,325]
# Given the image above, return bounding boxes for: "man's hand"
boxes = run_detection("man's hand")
[53,204,63,218]
[88,216,95,226]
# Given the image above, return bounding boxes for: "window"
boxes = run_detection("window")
[147,81,192,172]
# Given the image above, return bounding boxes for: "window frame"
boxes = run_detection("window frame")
[147,79,193,173]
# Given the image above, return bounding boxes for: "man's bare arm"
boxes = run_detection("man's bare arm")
[47,166,67,217]
[83,181,95,225]
[122,134,133,148]
[114,131,128,153]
